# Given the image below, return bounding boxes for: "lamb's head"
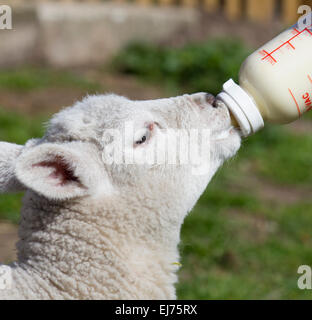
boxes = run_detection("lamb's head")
[1,93,240,226]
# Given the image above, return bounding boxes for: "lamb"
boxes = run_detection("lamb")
[0,92,241,299]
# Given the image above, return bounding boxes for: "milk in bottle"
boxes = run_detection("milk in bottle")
[217,16,312,136]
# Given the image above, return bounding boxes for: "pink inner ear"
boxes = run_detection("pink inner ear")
[34,156,80,186]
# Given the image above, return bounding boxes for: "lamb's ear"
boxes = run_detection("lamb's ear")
[0,142,26,193]
[15,142,113,200]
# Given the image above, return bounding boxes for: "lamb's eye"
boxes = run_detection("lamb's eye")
[136,135,147,145]
[134,124,154,146]
[135,130,151,145]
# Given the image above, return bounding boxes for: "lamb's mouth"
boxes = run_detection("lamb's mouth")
[213,99,243,137]
[212,126,239,142]
[206,93,217,106]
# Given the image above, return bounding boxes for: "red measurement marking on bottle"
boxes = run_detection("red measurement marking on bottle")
[303,92,312,108]
[261,27,312,65]
[288,88,301,117]
[304,75,312,112]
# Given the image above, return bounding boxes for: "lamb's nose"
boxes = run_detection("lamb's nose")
[206,93,217,107]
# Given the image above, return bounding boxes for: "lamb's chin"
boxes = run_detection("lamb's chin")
[212,127,241,161]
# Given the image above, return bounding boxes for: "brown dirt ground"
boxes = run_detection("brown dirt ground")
[286,119,312,135]
[225,209,278,245]
[228,173,312,205]
[0,222,18,263]
[0,73,166,115]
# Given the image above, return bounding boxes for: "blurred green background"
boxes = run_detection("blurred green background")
[1,38,312,299]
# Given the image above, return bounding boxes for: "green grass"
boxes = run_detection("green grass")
[178,185,312,299]
[0,67,100,92]
[0,108,46,144]
[0,194,24,225]
[238,125,312,186]
[0,108,47,223]
[113,38,251,95]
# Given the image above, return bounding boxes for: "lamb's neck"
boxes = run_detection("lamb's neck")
[15,192,182,299]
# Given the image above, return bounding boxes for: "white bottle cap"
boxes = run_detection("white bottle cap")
[217,79,264,137]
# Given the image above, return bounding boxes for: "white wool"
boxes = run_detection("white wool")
[0,93,241,299]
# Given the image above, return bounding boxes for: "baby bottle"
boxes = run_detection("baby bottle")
[217,17,312,137]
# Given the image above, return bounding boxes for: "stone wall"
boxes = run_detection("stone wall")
[0,2,199,67]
